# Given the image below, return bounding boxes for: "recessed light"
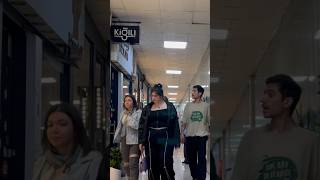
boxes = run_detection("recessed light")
[164,41,187,49]
[168,85,179,88]
[166,70,182,75]
[168,93,178,95]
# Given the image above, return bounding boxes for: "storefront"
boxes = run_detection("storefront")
[0,1,110,179]
[110,43,134,143]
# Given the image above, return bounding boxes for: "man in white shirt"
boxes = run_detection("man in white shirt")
[181,85,210,180]
[231,74,319,180]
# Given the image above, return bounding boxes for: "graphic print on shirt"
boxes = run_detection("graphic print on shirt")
[190,111,203,122]
[257,156,297,180]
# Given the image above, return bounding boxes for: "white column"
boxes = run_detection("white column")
[118,72,123,123]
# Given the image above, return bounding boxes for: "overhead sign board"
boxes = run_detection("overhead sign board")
[111,25,140,44]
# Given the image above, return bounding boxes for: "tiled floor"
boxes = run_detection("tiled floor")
[172,146,210,180]
[121,146,210,180]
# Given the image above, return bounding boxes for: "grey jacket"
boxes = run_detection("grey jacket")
[114,109,142,145]
[32,150,102,180]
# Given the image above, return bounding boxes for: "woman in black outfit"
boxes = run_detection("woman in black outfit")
[138,84,180,180]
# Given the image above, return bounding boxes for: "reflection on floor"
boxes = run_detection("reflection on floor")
[121,146,210,180]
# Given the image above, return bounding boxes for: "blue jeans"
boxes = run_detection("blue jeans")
[186,136,208,180]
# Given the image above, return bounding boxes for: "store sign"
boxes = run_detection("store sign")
[111,25,140,44]
[119,43,129,61]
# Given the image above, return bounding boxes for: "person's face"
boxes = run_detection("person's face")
[192,88,202,100]
[151,92,162,103]
[47,112,75,150]
[260,83,292,118]
[124,96,134,110]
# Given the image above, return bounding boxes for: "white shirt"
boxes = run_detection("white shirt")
[231,126,320,180]
[182,101,210,137]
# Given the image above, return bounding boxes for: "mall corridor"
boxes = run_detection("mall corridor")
[1,0,320,180]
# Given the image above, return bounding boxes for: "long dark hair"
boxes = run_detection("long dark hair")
[42,103,91,156]
[123,94,138,111]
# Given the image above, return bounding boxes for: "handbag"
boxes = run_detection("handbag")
[139,150,148,173]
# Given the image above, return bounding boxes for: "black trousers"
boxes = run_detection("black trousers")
[186,136,208,180]
[145,129,175,180]
[184,137,188,161]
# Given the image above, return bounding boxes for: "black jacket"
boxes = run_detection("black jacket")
[138,101,180,146]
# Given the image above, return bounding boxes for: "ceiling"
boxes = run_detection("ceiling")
[110,0,311,139]
[110,0,210,103]
[86,0,110,41]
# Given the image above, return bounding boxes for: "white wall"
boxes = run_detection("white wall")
[111,44,134,75]
[118,72,124,124]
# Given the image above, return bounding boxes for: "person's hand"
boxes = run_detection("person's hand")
[139,144,145,152]
[180,134,185,144]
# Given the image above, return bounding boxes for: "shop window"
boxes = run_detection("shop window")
[41,52,63,124]
[72,38,90,129]
[123,77,130,96]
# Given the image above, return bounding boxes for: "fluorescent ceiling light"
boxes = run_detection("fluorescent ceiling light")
[41,77,57,84]
[292,76,316,82]
[242,124,251,128]
[212,77,220,83]
[49,101,61,106]
[309,76,316,82]
[202,85,209,88]
[166,70,182,75]
[208,71,210,75]
[73,100,80,105]
[211,29,228,40]
[170,100,176,103]
[123,86,128,88]
[168,85,179,88]
[169,98,176,100]
[164,41,187,49]
[168,93,178,95]
[314,30,320,39]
